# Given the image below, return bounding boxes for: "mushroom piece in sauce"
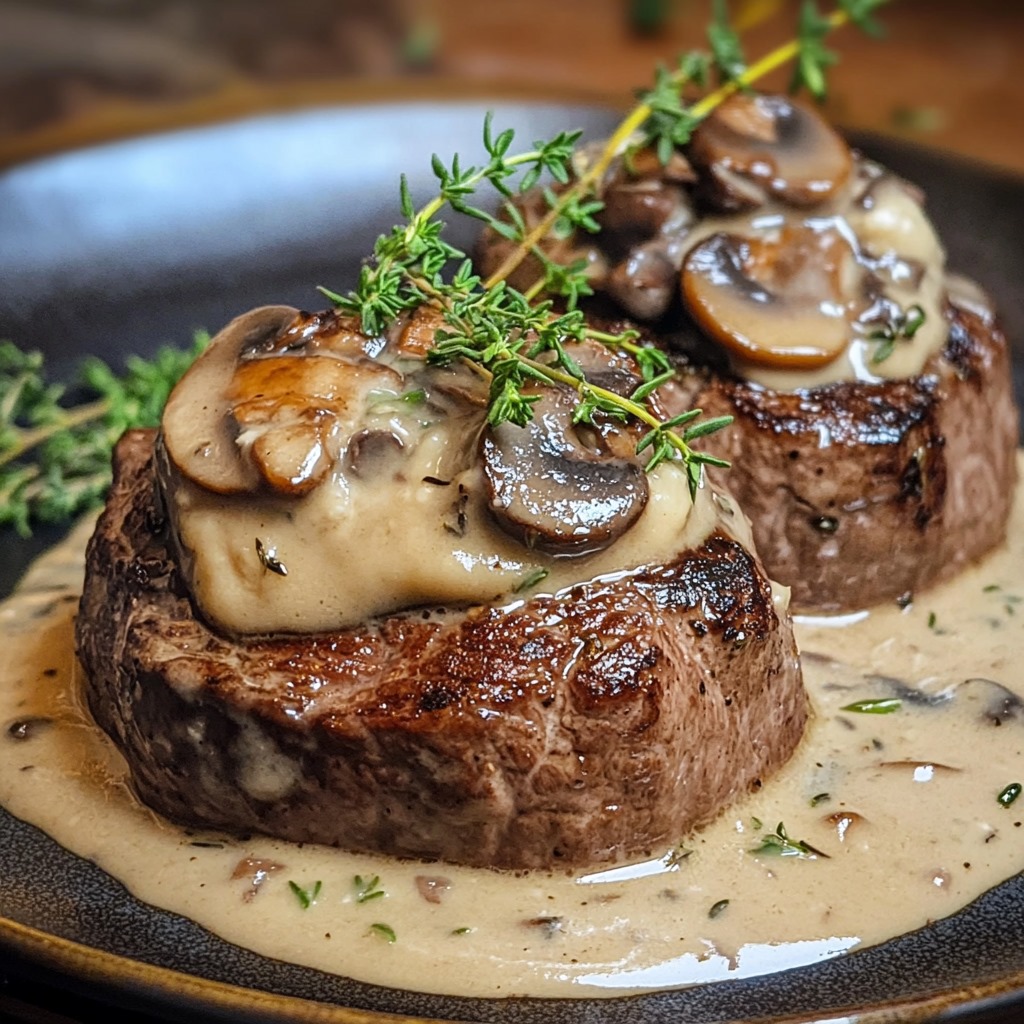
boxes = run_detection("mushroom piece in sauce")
[161,303,405,497]
[161,304,298,494]
[681,227,855,369]
[480,385,649,556]
[688,93,853,212]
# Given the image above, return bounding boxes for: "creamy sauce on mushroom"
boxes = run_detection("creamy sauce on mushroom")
[173,446,718,636]
[162,310,724,636]
[3,458,1024,999]
[682,163,949,390]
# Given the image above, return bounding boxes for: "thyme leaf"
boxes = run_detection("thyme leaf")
[515,567,550,593]
[998,783,1022,808]
[0,333,208,535]
[840,698,902,714]
[868,302,927,363]
[288,879,322,909]
[749,820,831,859]
[354,874,386,903]
[369,922,397,943]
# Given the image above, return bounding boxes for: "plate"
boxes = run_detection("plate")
[1,100,1024,1024]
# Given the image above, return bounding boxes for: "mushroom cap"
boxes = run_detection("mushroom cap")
[161,304,407,497]
[161,305,298,494]
[681,228,854,369]
[688,93,853,212]
[481,383,649,556]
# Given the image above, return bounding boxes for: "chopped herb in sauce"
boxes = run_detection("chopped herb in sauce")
[749,821,830,859]
[451,926,473,936]
[998,783,1022,808]
[515,567,550,593]
[809,792,831,807]
[354,874,386,903]
[708,899,730,919]
[370,922,397,943]
[255,537,288,577]
[840,698,902,715]
[288,879,322,909]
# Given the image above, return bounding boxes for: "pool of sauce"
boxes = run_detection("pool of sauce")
[2,461,1023,1000]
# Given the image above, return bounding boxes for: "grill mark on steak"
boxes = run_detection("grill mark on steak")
[75,430,807,870]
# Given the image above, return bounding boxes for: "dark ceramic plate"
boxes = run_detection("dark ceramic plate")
[1,101,1024,1024]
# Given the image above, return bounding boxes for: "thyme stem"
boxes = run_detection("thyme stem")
[481,4,865,290]
[0,398,110,470]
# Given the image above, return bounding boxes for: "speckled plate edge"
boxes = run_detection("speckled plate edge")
[3,913,1023,1024]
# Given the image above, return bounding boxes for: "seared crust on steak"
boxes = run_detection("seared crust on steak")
[75,430,807,870]
[692,305,1018,611]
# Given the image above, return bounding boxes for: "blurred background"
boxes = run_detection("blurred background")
[1,0,1023,174]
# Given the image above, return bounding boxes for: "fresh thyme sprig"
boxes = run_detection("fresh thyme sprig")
[482,0,892,289]
[326,0,893,499]
[0,335,209,535]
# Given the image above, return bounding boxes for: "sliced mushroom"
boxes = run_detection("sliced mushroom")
[344,428,405,478]
[606,242,680,321]
[161,305,298,494]
[681,228,855,368]
[688,93,853,212]
[598,179,691,257]
[480,385,649,556]
[229,354,402,496]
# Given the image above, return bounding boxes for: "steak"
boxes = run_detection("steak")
[75,429,807,870]
[690,304,1019,611]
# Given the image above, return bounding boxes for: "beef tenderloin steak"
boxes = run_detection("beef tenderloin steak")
[692,304,1018,612]
[75,429,807,870]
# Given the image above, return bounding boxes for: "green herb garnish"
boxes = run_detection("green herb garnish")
[288,879,322,909]
[840,698,902,715]
[869,302,927,363]
[998,783,1022,808]
[323,2,892,499]
[810,792,831,807]
[354,874,386,903]
[369,922,397,943]
[515,567,550,593]
[749,821,830,859]
[0,334,208,535]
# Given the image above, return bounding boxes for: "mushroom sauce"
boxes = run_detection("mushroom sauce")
[160,310,725,636]
[682,162,949,392]
[2,458,1024,999]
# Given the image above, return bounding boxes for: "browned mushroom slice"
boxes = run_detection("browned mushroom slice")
[688,93,853,212]
[480,387,649,555]
[161,305,299,494]
[229,355,401,496]
[681,228,853,368]
[262,308,384,360]
[606,243,680,321]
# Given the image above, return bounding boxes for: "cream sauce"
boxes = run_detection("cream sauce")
[174,450,719,637]
[688,164,949,391]
[3,461,1024,999]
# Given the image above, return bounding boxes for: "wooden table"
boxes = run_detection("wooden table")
[1,0,1023,176]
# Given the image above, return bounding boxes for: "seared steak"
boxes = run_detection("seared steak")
[75,430,807,870]
[690,304,1018,611]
